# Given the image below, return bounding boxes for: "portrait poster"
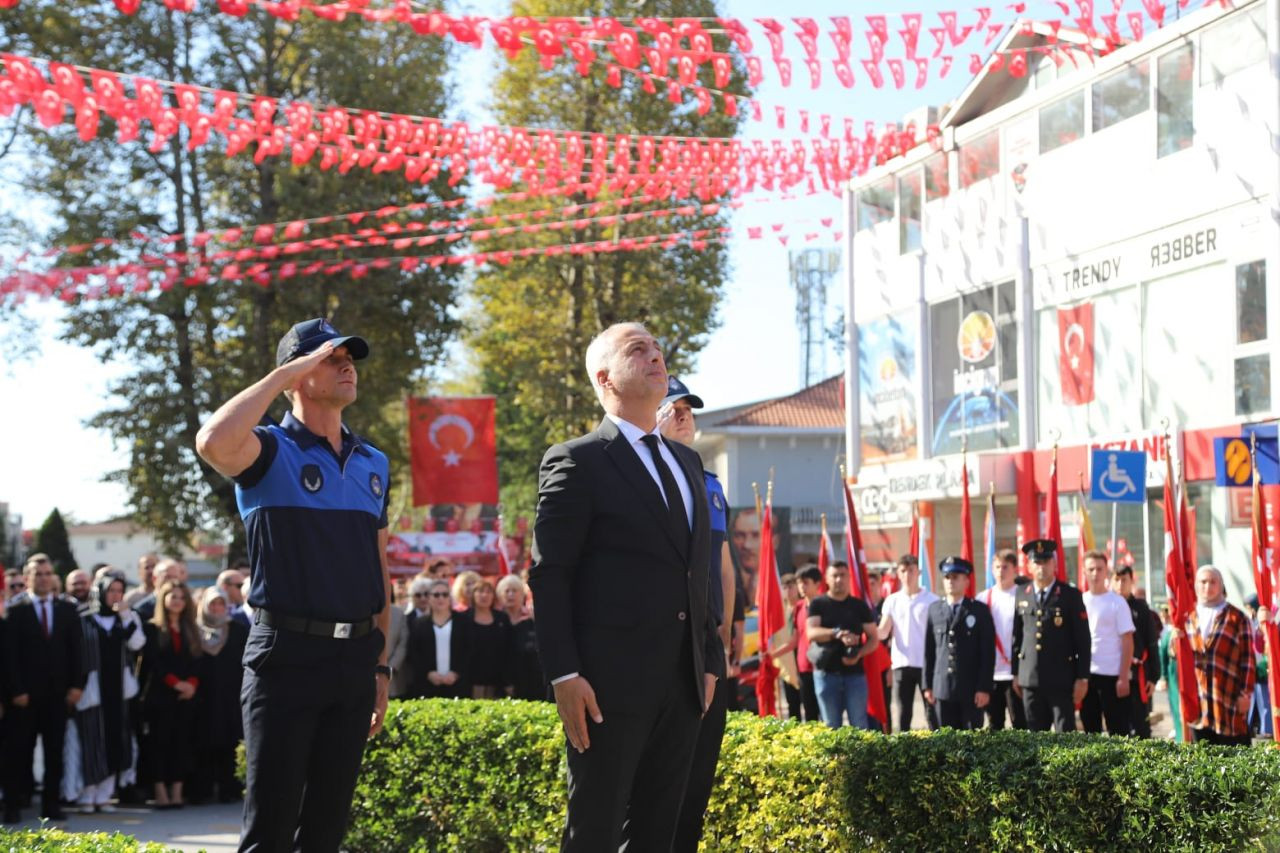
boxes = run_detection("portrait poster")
[858,310,919,462]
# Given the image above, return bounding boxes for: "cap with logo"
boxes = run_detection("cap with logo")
[662,376,704,408]
[1021,539,1058,562]
[939,556,974,576]
[276,318,370,367]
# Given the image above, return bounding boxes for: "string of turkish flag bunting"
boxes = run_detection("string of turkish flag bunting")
[0,0,1230,304]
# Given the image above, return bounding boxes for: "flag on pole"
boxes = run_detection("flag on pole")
[1163,448,1200,741]
[1046,446,1065,583]
[984,489,998,591]
[755,485,785,718]
[918,513,935,594]
[960,451,975,597]
[1076,484,1096,589]
[818,513,833,577]
[841,475,889,730]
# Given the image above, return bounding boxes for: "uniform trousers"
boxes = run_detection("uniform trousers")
[561,641,702,852]
[985,679,1027,729]
[936,698,983,730]
[892,666,939,731]
[673,677,730,853]
[1021,686,1076,732]
[239,624,381,853]
[1080,673,1131,736]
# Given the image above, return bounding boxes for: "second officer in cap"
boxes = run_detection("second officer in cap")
[923,557,995,729]
[1011,539,1091,732]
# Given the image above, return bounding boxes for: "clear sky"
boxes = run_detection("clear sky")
[1,0,1100,527]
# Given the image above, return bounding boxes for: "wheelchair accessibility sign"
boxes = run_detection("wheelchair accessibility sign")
[1090,449,1146,504]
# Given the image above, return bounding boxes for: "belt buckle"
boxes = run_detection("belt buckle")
[333,622,353,639]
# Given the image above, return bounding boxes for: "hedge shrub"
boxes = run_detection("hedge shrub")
[349,700,1280,852]
[0,828,171,851]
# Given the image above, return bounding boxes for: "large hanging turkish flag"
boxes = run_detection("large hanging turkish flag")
[1057,302,1095,405]
[408,396,499,505]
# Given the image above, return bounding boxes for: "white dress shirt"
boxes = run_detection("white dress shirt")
[433,619,453,675]
[606,413,694,530]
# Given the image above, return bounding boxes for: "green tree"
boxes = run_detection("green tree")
[33,508,77,577]
[469,1,751,515]
[1,4,465,555]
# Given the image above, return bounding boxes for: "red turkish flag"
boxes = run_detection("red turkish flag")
[1057,302,1095,405]
[408,396,499,505]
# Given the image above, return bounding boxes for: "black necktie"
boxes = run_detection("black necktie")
[640,434,690,553]
[1037,589,1047,609]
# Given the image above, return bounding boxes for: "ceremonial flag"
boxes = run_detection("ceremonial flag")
[960,452,975,597]
[841,476,889,730]
[1046,446,1065,582]
[755,488,784,718]
[408,396,499,505]
[818,513,833,576]
[1249,449,1280,740]
[1076,484,1096,589]
[984,489,997,591]
[1057,302,1095,405]
[915,506,935,594]
[1163,450,1200,741]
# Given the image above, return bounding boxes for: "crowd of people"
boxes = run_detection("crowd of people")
[0,549,544,824]
[772,542,1266,746]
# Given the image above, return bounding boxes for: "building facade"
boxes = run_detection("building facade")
[843,2,1276,604]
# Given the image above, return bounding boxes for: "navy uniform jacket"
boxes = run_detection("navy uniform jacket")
[1011,581,1091,690]
[924,598,995,702]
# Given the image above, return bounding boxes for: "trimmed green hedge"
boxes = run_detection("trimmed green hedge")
[0,828,171,851]
[349,699,1280,852]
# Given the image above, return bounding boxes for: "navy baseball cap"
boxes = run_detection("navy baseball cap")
[662,376,704,408]
[276,318,370,367]
[1021,539,1058,562]
[939,556,974,576]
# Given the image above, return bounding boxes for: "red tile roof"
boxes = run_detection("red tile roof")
[715,374,845,429]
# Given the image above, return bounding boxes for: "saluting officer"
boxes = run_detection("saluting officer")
[1011,540,1091,732]
[923,557,995,730]
[196,318,393,852]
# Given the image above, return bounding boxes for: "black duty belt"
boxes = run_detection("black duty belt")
[255,608,375,639]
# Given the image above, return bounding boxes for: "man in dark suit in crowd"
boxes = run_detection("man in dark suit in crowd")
[1011,540,1091,732]
[3,553,84,823]
[923,557,995,729]
[529,322,722,852]
[1113,563,1161,737]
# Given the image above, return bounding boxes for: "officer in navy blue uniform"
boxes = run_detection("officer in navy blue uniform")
[661,377,736,853]
[196,318,392,853]
[923,557,995,730]
[1011,539,1091,732]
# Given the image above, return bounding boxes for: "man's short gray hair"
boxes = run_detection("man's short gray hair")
[409,577,433,597]
[584,322,649,402]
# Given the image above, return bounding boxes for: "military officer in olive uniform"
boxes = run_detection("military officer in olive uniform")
[923,557,995,729]
[1011,540,1091,732]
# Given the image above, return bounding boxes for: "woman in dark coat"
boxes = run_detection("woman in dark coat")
[408,579,471,698]
[190,588,248,803]
[141,580,201,808]
[496,574,545,701]
[465,579,511,699]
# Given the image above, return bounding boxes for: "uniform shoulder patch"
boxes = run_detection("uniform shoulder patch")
[370,472,384,497]
[300,463,324,493]
[710,491,723,510]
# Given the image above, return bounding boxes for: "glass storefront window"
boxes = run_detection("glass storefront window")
[1236,260,1266,344]
[1200,4,1265,85]
[898,172,922,254]
[857,177,894,231]
[1092,61,1150,132]
[1157,45,1195,157]
[1235,354,1271,416]
[1039,90,1085,154]
[924,153,949,201]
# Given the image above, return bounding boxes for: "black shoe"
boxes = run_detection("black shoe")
[2,809,20,825]
[42,808,67,821]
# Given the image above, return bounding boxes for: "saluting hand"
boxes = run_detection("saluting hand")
[553,676,603,753]
[275,340,339,385]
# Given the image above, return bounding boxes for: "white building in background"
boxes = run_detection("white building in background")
[67,519,222,584]
[843,2,1276,604]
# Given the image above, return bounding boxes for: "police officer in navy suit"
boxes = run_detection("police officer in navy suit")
[196,318,393,852]
[1011,540,1091,732]
[923,557,995,730]
[660,377,736,853]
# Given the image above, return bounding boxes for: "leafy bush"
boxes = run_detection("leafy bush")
[0,827,172,851]
[348,700,1280,852]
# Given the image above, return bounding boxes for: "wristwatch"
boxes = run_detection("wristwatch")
[374,664,393,679]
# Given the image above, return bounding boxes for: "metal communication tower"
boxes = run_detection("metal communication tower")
[791,248,840,388]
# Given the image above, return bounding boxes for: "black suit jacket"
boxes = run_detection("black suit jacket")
[4,597,85,700]
[1011,581,1091,690]
[1125,594,1161,684]
[529,417,723,714]
[407,613,472,698]
[924,598,996,701]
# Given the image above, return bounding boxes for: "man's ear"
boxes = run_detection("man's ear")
[594,368,609,394]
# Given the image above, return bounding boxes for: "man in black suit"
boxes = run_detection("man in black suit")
[1011,540,1091,732]
[923,557,995,729]
[3,553,84,822]
[529,322,722,852]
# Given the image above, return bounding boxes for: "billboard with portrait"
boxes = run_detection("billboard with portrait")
[727,505,794,609]
[929,282,1020,455]
[858,311,919,462]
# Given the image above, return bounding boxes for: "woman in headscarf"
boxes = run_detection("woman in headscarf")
[71,572,146,812]
[190,588,249,803]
